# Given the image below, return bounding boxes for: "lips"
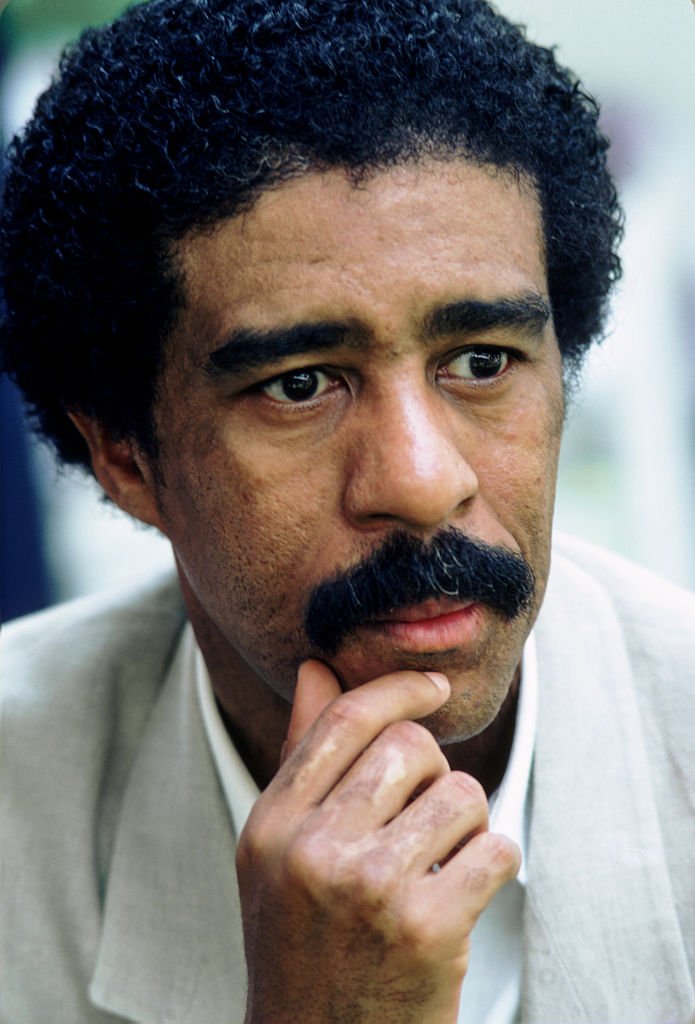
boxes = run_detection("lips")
[372,597,476,624]
[367,598,485,652]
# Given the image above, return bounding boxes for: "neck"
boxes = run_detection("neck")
[215,678,291,791]
[179,576,291,791]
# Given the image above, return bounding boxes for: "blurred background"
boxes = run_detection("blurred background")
[1,0,694,622]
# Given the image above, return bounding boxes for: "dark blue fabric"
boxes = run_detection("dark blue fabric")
[1,373,53,622]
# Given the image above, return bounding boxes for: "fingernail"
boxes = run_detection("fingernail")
[424,671,449,692]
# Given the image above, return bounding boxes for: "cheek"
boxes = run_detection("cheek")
[478,396,562,538]
[161,428,342,606]
[228,454,341,563]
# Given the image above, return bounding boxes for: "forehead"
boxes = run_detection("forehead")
[171,159,547,357]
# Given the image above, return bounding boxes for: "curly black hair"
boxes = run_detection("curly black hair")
[0,0,622,470]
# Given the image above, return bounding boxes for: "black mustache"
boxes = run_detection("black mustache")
[304,528,535,656]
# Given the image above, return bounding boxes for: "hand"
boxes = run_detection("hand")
[236,660,520,1024]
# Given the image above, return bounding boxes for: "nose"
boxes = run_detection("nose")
[342,383,479,532]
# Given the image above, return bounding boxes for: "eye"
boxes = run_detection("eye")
[445,347,510,381]
[261,368,334,403]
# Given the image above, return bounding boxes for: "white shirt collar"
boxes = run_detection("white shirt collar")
[192,629,258,839]
[488,629,537,885]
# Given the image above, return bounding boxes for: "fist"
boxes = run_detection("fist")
[236,662,520,1024]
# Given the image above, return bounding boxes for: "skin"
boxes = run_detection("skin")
[73,158,565,1022]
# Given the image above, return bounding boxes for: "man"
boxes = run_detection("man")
[1,1,693,1022]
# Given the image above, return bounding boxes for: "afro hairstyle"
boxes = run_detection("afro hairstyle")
[0,0,623,469]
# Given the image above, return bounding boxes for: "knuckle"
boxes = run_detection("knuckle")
[322,692,372,734]
[283,830,325,887]
[235,807,276,869]
[456,832,520,908]
[446,770,487,807]
[394,902,452,963]
[381,718,435,753]
[403,906,438,950]
[479,830,520,874]
[355,847,399,902]
[284,833,398,909]
[460,865,492,907]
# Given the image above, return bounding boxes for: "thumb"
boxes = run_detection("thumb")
[282,659,342,763]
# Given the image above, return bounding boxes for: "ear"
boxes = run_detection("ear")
[68,412,165,532]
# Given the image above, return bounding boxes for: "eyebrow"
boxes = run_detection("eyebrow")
[204,293,552,378]
[425,294,552,339]
[205,322,361,377]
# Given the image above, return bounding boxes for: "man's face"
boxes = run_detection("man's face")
[148,159,564,743]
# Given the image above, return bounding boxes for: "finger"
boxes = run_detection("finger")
[421,830,521,936]
[316,719,451,834]
[284,660,343,760]
[269,669,450,810]
[385,771,489,872]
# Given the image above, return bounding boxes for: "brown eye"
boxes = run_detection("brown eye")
[447,348,509,380]
[262,369,330,403]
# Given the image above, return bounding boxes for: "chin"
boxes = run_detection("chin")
[417,675,514,746]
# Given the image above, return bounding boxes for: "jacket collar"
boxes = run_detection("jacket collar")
[89,629,247,1024]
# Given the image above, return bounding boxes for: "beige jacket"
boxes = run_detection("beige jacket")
[2,536,694,1023]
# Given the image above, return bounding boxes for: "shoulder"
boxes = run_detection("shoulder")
[2,571,187,832]
[545,534,695,763]
[1,575,188,1018]
[3,570,186,706]
[549,533,695,656]
[537,538,695,985]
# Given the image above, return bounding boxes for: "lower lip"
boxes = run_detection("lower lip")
[367,603,485,652]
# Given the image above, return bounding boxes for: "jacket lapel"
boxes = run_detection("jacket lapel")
[523,550,694,1022]
[89,630,248,1024]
